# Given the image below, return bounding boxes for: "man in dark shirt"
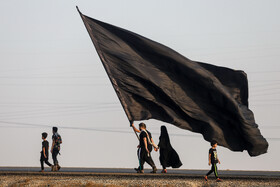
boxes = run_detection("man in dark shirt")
[40,132,53,172]
[51,127,62,171]
[205,141,221,182]
[132,122,158,173]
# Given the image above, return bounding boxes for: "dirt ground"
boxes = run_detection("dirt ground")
[0,175,279,187]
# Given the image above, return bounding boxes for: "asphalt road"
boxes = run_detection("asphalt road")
[0,167,279,178]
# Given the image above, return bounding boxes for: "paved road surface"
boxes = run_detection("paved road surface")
[0,167,279,178]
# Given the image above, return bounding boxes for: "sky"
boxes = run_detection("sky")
[0,0,279,171]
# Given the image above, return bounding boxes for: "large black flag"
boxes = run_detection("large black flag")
[77,7,268,156]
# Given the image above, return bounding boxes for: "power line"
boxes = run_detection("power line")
[0,120,278,141]
[0,104,121,117]
[250,98,280,102]
[250,87,280,93]
[250,83,280,88]
[0,75,78,79]
[0,107,122,121]
[249,80,280,83]
[248,70,280,74]
[0,83,111,86]
[251,91,280,97]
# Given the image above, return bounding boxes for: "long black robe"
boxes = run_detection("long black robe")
[158,126,182,168]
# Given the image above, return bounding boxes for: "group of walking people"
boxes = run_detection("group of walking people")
[40,127,62,172]
[131,123,182,174]
[39,123,221,182]
[132,123,222,182]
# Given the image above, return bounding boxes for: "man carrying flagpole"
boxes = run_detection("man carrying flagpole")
[131,123,158,173]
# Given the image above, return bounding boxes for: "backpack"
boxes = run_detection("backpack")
[53,133,62,149]
[56,134,62,144]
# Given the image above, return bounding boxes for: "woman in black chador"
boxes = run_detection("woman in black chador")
[158,125,182,173]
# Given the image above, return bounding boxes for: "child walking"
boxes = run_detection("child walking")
[205,141,221,182]
[40,132,53,172]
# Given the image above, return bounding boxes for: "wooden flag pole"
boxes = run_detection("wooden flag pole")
[133,128,140,140]
[130,121,140,140]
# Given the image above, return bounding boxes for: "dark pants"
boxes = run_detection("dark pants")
[52,148,59,165]
[137,147,156,170]
[206,163,218,178]
[40,154,52,170]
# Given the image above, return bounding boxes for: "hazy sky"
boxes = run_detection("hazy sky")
[0,0,279,171]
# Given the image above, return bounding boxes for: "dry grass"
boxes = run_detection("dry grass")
[0,175,279,187]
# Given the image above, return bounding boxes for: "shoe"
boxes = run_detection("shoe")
[134,168,140,173]
[204,176,208,181]
[57,164,61,171]
[51,165,54,171]
[216,178,222,182]
[150,167,157,173]
[161,169,167,173]
[53,165,58,172]
[134,168,144,173]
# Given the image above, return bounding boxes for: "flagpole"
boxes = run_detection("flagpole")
[130,121,140,140]
[134,130,139,140]
[133,128,140,140]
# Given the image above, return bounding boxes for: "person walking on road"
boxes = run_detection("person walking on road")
[51,127,62,171]
[158,125,182,173]
[40,132,53,172]
[131,123,158,173]
[205,140,222,182]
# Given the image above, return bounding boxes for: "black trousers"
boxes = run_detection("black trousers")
[40,154,52,170]
[52,148,59,165]
[137,147,156,170]
[206,163,218,178]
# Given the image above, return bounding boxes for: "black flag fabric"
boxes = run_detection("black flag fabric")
[77,7,268,156]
